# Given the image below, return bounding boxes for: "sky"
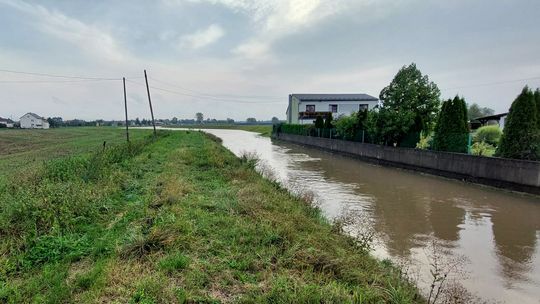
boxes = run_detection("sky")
[0,0,539,121]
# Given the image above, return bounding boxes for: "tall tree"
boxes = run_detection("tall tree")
[496,86,538,160]
[271,117,280,124]
[467,103,495,120]
[195,112,204,124]
[379,63,441,146]
[433,96,469,153]
[314,115,324,129]
[246,117,257,123]
[324,113,333,129]
[534,88,540,129]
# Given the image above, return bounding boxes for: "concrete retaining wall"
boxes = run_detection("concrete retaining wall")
[275,133,540,195]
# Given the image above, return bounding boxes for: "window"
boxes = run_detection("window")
[329,104,338,113]
[359,104,369,111]
[305,105,315,112]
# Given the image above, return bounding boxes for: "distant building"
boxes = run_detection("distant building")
[286,94,379,124]
[0,117,14,128]
[470,112,508,130]
[19,113,49,129]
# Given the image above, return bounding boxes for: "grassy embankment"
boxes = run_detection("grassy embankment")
[0,127,420,303]
[170,125,273,137]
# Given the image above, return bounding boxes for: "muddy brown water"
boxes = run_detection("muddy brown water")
[164,128,540,303]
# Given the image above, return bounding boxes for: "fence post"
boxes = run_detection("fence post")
[362,130,365,143]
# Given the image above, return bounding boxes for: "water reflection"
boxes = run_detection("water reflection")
[162,129,540,303]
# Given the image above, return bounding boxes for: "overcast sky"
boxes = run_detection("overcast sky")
[1,0,539,121]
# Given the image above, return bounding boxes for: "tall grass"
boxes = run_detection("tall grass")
[0,134,159,279]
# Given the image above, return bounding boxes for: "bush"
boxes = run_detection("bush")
[334,114,358,140]
[474,125,502,146]
[497,86,539,160]
[471,142,496,156]
[416,132,433,150]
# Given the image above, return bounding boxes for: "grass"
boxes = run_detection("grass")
[0,127,152,175]
[170,124,273,137]
[0,128,421,303]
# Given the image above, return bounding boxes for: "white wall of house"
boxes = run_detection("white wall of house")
[20,113,49,129]
[298,100,378,117]
[286,94,379,124]
[499,116,506,130]
[0,121,14,128]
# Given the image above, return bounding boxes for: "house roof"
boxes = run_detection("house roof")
[0,117,14,123]
[21,112,45,120]
[472,112,508,122]
[290,93,378,102]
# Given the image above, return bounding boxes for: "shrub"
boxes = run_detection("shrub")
[497,86,539,160]
[471,142,496,156]
[416,132,433,150]
[334,114,358,140]
[474,125,502,146]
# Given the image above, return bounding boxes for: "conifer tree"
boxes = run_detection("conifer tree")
[497,86,538,160]
[534,88,540,129]
[432,96,469,153]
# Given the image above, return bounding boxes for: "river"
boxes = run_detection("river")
[166,128,540,303]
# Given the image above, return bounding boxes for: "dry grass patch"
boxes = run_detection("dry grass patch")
[152,174,194,208]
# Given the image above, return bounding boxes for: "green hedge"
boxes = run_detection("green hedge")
[279,124,315,136]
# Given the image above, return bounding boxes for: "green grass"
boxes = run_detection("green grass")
[0,128,421,303]
[172,124,273,137]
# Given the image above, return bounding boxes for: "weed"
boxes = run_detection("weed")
[120,229,176,259]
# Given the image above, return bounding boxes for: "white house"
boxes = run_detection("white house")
[286,94,379,124]
[0,117,14,128]
[20,112,49,129]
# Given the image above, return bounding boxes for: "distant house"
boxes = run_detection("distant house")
[19,113,49,129]
[286,94,379,124]
[0,117,14,128]
[470,112,508,130]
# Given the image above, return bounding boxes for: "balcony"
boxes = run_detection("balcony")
[298,111,332,120]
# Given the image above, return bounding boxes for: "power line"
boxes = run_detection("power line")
[125,79,283,104]
[0,79,121,84]
[445,76,540,90]
[0,68,142,80]
[148,76,282,100]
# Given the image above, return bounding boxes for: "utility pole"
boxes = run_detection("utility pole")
[144,70,157,138]
[123,77,129,143]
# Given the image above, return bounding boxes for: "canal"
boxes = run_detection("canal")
[173,128,540,303]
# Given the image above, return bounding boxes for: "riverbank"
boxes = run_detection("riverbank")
[274,132,540,195]
[0,128,421,303]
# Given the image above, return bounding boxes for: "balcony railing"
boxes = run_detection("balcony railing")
[298,111,332,120]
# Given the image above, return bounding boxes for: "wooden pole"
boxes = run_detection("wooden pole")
[144,70,157,138]
[123,77,129,143]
